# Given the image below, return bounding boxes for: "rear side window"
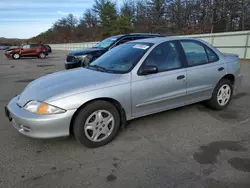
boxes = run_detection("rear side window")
[205,47,219,62]
[30,44,39,48]
[180,41,208,66]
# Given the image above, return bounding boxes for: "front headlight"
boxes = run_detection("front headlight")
[23,101,66,115]
[77,55,87,59]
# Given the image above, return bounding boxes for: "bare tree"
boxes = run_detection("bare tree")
[31,0,250,43]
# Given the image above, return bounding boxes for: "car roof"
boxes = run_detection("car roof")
[113,33,164,38]
[129,37,203,45]
[128,33,163,36]
[22,43,40,45]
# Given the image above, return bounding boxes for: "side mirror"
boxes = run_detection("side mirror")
[138,65,158,75]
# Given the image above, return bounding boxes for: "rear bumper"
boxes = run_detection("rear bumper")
[6,96,76,139]
[234,73,243,93]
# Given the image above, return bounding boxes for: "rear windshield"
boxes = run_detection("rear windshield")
[88,42,153,74]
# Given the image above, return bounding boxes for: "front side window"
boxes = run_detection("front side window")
[93,36,120,49]
[115,37,134,46]
[142,41,182,72]
[21,44,30,49]
[180,41,208,66]
[134,36,150,40]
[88,42,153,73]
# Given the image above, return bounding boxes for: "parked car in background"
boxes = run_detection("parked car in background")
[65,33,164,69]
[0,46,10,50]
[4,44,48,59]
[5,37,242,148]
[44,44,52,53]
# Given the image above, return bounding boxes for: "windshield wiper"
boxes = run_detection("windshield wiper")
[88,65,107,72]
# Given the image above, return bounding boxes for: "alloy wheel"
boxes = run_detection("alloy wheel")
[217,84,231,106]
[13,54,20,59]
[84,110,115,142]
[40,53,46,58]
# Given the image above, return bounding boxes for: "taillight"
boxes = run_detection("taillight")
[39,45,46,51]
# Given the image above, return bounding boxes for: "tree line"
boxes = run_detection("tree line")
[31,0,250,44]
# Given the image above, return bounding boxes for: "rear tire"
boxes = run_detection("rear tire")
[38,52,46,59]
[73,101,121,148]
[206,79,233,110]
[12,53,20,59]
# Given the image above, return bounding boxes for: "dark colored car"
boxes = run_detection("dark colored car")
[44,44,52,53]
[0,46,10,50]
[65,33,164,69]
[4,44,48,59]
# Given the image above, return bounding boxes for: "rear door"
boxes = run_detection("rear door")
[179,40,226,104]
[30,44,41,56]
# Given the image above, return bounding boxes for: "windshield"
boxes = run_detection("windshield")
[93,36,120,48]
[87,42,153,74]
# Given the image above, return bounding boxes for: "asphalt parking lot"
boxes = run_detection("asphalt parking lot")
[1,50,250,188]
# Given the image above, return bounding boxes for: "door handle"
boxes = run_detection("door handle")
[177,75,185,80]
[218,67,224,71]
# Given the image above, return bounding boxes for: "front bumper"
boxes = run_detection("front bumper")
[6,96,76,139]
[65,61,81,70]
[4,53,12,57]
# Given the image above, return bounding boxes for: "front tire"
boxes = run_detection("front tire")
[73,101,121,148]
[12,53,20,59]
[206,79,233,110]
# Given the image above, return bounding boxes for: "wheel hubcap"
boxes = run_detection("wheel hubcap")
[84,110,114,142]
[14,54,19,59]
[217,84,231,106]
[40,53,45,58]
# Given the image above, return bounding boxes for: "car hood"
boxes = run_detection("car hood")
[16,68,129,107]
[68,48,106,56]
[6,48,19,52]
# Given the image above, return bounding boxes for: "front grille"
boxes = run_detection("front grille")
[66,56,75,62]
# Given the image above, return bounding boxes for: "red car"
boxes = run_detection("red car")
[4,44,48,59]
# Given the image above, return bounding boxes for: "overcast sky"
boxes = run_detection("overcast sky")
[0,0,122,39]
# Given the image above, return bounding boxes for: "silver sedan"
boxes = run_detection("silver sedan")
[5,37,243,147]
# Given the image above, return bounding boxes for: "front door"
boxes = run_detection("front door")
[20,44,31,56]
[131,41,187,118]
[179,40,226,104]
